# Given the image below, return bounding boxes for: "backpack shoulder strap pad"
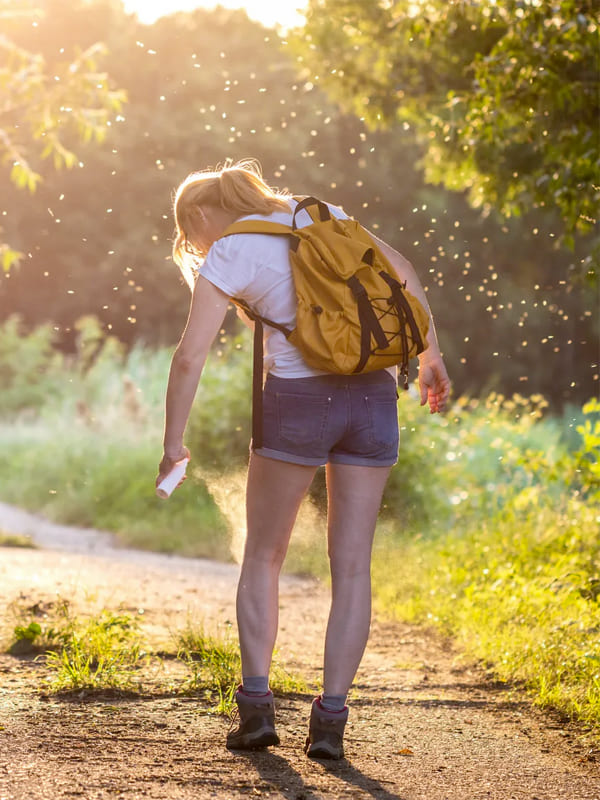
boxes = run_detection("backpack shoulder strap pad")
[221,220,293,238]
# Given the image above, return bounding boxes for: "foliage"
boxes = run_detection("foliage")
[0,0,126,270]
[177,623,241,706]
[0,531,35,547]
[574,397,600,498]
[7,597,74,655]
[295,0,600,256]
[0,316,230,560]
[44,610,143,692]
[0,1,596,406]
[0,316,594,553]
[0,315,66,414]
[380,390,561,525]
[0,410,232,558]
[5,597,145,692]
[12,620,43,646]
[1,320,598,725]
[4,596,307,711]
[0,242,22,273]
[176,622,307,712]
[373,399,600,731]
[185,329,253,470]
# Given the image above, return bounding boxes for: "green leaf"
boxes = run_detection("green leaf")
[1,244,23,272]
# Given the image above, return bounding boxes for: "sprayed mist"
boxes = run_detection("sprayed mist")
[195,465,328,575]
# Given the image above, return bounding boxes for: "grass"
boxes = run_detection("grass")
[0,530,35,548]
[373,509,600,731]
[372,402,600,734]
[44,611,145,692]
[0,415,231,561]
[4,598,306,710]
[1,318,598,734]
[176,622,308,713]
[5,599,146,691]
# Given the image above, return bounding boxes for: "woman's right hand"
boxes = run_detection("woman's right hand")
[156,445,191,489]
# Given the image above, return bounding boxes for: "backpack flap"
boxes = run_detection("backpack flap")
[287,217,429,376]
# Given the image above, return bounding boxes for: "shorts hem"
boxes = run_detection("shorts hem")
[252,446,326,467]
[328,453,398,467]
[253,445,397,468]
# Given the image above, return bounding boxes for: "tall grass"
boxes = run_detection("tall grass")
[176,622,307,712]
[4,598,145,692]
[1,316,598,732]
[373,396,600,731]
[0,316,232,558]
[3,598,306,708]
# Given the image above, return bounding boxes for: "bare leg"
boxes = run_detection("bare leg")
[237,452,317,678]
[323,463,391,696]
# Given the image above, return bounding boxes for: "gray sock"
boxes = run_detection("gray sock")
[242,675,270,695]
[320,693,347,712]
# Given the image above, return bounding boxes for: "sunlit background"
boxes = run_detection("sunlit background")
[2,0,596,410]
[122,0,307,28]
[0,1,598,739]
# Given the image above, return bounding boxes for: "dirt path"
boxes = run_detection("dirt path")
[0,502,598,800]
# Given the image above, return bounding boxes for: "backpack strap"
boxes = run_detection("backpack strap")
[219,220,297,452]
[379,271,427,389]
[379,272,427,356]
[221,220,293,238]
[251,317,265,449]
[231,298,292,339]
[231,299,292,452]
[347,275,390,373]
[222,196,330,237]
[292,196,331,228]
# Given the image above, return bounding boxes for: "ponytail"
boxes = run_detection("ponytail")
[172,159,290,289]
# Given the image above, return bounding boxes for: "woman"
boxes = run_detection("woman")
[156,159,450,760]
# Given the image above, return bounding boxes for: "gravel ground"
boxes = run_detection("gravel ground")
[0,502,598,800]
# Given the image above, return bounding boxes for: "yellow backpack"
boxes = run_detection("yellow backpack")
[221,196,430,388]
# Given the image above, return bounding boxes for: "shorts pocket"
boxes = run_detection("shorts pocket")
[364,395,399,448]
[276,392,331,448]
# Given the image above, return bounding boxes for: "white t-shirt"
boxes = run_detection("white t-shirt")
[198,198,349,378]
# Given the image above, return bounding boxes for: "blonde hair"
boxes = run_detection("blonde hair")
[172,159,290,289]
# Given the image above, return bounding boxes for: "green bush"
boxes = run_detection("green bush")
[373,399,600,731]
[380,391,563,527]
[0,316,65,415]
[185,331,253,470]
[0,317,231,559]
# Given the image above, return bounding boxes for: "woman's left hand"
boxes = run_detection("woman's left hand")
[418,354,451,414]
[156,445,191,488]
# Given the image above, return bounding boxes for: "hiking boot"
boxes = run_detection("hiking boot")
[226,687,280,750]
[304,696,348,760]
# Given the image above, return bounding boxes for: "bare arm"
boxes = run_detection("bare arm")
[368,230,451,413]
[157,276,230,482]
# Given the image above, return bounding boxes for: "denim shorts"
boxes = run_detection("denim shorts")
[254,371,399,467]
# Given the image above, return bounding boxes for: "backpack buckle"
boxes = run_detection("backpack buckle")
[346,276,367,298]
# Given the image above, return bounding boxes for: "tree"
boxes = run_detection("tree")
[1,0,596,407]
[293,0,599,254]
[0,0,126,270]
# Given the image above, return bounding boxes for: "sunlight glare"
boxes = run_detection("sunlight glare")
[122,0,307,29]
